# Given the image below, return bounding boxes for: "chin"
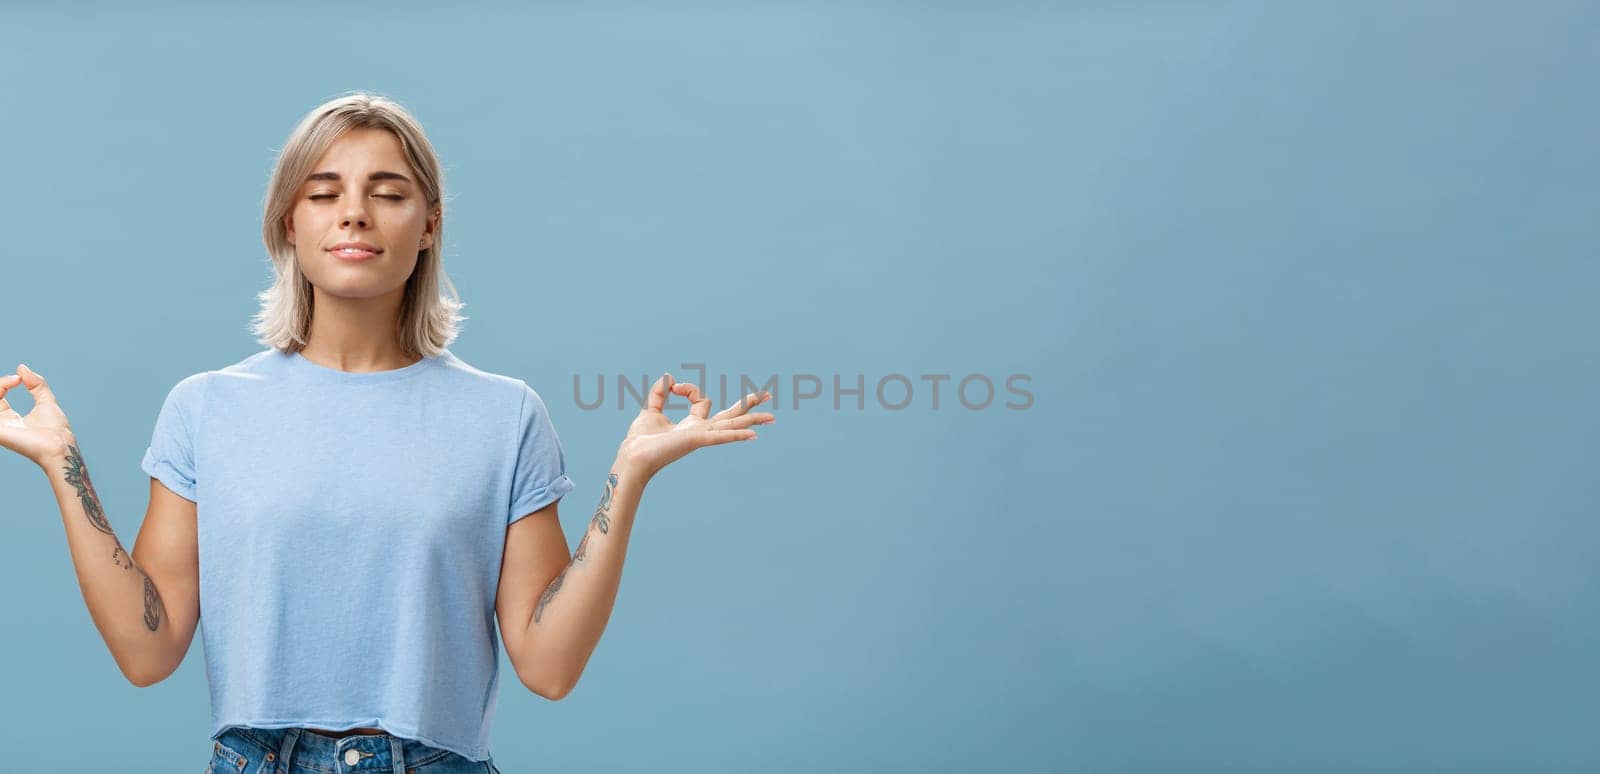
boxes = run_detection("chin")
[308,274,410,301]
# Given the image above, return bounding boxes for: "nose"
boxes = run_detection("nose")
[340,204,370,229]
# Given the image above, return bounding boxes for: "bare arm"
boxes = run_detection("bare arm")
[496,373,773,700]
[39,443,201,687]
[496,457,645,700]
[3,365,199,688]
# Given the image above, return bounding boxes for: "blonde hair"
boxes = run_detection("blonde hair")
[251,91,466,357]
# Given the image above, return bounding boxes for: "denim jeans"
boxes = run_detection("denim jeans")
[205,726,502,774]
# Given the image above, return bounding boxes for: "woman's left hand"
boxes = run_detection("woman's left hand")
[617,372,775,479]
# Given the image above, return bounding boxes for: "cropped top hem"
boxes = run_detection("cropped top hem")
[214,717,489,762]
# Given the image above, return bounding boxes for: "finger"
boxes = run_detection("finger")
[16,364,58,407]
[645,372,672,414]
[672,381,712,419]
[711,412,776,432]
[711,390,772,421]
[697,428,759,447]
[0,373,20,414]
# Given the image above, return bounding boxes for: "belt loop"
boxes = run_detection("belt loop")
[390,734,406,774]
[275,728,302,774]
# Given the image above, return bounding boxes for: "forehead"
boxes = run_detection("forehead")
[307,128,412,174]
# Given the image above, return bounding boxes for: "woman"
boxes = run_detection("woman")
[0,92,775,774]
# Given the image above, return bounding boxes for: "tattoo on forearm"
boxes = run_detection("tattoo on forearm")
[62,444,113,535]
[593,473,617,535]
[111,544,134,571]
[533,472,621,624]
[534,568,565,624]
[142,574,165,631]
[57,443,162,631]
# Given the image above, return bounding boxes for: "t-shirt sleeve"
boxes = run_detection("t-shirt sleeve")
[140,373,207,503]
[508,380,576,525]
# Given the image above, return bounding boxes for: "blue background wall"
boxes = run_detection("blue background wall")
[2,2,1596,771]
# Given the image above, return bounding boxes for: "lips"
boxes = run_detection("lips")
[328,241,382,260]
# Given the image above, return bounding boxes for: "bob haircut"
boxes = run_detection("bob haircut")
[251,91,465,357]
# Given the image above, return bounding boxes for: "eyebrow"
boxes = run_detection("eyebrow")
[305,171,414,184]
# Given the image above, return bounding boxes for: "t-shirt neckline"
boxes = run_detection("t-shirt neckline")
[284,348,446,384]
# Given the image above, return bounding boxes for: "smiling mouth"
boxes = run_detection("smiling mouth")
[330,247,380,260]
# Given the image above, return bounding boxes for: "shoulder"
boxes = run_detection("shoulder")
[158,348,278,410]
[434,351,553,412]
[212,347,283,381]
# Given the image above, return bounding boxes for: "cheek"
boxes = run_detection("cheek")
[286,207,314,239]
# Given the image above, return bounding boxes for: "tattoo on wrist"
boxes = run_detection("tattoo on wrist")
[62,444,113,536]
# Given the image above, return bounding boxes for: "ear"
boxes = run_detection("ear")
[283,213,295,242]
[421,207,440,250]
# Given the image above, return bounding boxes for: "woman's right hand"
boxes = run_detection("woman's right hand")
[0,364,76,468]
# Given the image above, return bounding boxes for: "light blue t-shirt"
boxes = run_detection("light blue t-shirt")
[140,347,576,762]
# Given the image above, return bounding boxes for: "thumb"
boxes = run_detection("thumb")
[17,364,58,406]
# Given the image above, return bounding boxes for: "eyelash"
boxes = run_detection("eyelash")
[308,194,404,201]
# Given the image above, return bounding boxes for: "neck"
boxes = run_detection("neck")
[299,285,419,373]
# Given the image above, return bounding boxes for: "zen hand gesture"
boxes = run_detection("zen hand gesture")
[618,372,776,478]
[0,364,76,468]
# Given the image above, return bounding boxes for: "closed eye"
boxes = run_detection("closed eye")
[308,194,405,200]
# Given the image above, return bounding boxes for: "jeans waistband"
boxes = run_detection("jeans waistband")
[220,725,458,772]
